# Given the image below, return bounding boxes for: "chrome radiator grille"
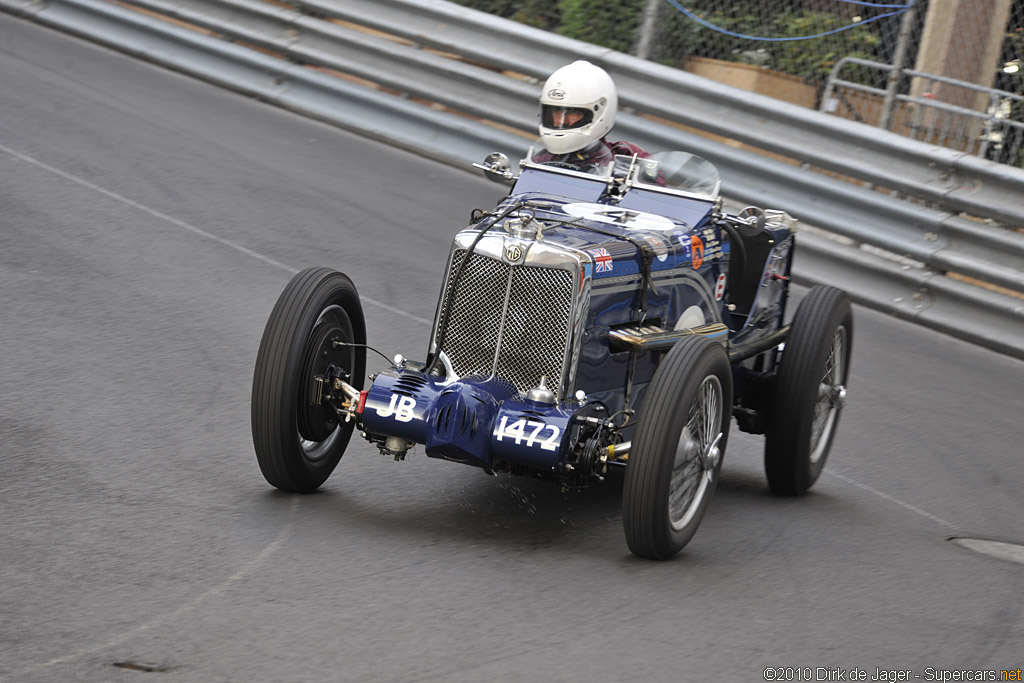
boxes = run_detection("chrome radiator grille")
[437,249,575,398]
[437,250,509,379]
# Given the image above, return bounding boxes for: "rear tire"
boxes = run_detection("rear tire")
[623,337,732,560]
[765,285,852,495]
[252,268,366,492]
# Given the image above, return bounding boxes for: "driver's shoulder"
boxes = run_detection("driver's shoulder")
[607,139,651,159]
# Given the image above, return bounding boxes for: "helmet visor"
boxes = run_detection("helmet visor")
[541,105,594,130]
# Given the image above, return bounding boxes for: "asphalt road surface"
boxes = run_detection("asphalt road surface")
[1,13,1022,683]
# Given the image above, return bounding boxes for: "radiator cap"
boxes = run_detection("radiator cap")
[526,376,556,405]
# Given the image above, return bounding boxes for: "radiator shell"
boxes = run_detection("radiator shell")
[429,231,591,401]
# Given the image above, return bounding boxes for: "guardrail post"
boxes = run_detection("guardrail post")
[880,0,918,131]
[633,0,661,60]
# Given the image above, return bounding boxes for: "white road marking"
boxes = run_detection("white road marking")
[0,142,433,326]
[826,469,960,531]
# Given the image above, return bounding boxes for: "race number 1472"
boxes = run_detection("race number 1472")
[495,416,560,451]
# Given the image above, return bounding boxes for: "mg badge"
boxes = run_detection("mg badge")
[505,244,524,262]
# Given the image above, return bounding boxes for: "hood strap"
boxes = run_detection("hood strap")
[573,224,660,321]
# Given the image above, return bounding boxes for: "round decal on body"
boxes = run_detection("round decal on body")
[562,202,675,232]
[674,305,706,331]
[678,233,705,269]
[715,273,727,300]
[690,235,705,269]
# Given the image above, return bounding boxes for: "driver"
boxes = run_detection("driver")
[533,60,653,173]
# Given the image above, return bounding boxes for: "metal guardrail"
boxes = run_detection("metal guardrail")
[2,0,1024,359]
[0,0,529,166]
[286,0,1024,230]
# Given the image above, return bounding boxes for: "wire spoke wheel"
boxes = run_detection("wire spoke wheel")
[623,337,732,561]
[809,325,847,463]
[668,376,723,531]
[765,286,853,495]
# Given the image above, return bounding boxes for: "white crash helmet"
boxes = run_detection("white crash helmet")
[538,60,618,155]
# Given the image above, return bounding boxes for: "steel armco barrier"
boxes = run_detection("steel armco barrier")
[3,0,1023,359]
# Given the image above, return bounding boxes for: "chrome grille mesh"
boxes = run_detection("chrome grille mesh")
[438,250,509,380]
[495,267,573,396]
[437,249,574,398]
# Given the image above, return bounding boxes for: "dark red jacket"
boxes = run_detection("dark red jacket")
[531,138,652,169]
[606,139,652,160]
[531,138,663,184]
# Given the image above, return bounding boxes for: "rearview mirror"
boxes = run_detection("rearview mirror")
[473,152,515,184]
[738,206,766,230]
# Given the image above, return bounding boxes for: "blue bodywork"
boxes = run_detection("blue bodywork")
[362,369,576,471]
[355,160,795,481]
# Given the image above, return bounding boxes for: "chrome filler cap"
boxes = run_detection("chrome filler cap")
[525,376,556,405]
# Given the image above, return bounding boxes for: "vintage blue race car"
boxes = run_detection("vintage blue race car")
[251,142,853,560]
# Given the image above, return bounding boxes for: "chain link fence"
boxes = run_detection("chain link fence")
[451,0,1024,166]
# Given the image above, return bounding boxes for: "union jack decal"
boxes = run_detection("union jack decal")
[589,247,613,273]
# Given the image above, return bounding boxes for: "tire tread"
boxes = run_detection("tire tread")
[623,337,732,560]
[251,268,366,492]
[765,285,852,495]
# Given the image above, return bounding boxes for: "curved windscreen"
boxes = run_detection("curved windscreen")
[522,140,721,198]
[637,151,721,197]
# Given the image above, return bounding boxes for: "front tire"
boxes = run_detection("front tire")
[623,337,733,560]
[765,285,852,495]
[252,268,367,492]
